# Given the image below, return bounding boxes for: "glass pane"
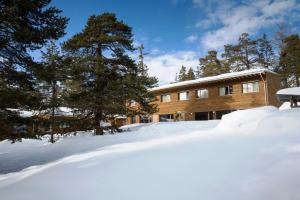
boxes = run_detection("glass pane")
[219,87,226,96]
[162,95,170,102]
[248,83,253,92]
[242,83,248,93]
[179,92,187,100]
[253,82,259,92]
[201,89,208,98]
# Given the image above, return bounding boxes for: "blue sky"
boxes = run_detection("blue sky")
[49,0,300,84]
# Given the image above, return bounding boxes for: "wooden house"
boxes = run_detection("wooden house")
[127,69,281,124]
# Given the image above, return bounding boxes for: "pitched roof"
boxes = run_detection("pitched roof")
[149,68,277,92]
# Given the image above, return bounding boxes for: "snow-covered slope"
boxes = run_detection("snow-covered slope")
[0,121,218,174]
[0,107,300,200]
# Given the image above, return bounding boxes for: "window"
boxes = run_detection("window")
[178,91,189,101]
[159,114,174,122]
[219,85,233,96]
[196,89,209,98]
[161,94,171,102]
[242,82,259,93]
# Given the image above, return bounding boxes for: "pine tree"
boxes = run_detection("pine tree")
[257,34,275,69]
[38,41,66,143]
[279,34,300,87]
[222,33,258,71]
[128,44,158,116]
[273,22,291,52]
[174,73,179,82]
[63,13,157,135]
[199,50,230,77]
[0,0,68,140]
[178,65,187,81]
[186,67,195,80]
[273,22,291,86]
[195,66,201,79]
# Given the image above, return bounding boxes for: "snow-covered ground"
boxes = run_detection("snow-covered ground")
[0,106,300,200]
[0,121,217,174]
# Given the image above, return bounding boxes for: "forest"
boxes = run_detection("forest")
[0,0,158,142]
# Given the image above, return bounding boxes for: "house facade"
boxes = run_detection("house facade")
[127,69,281,124]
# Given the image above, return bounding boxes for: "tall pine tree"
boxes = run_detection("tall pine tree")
[127,44,158,116]
[186,67,195,80]
[63,13,157,135]
[257,34,275,69]
[38,41,67,143]
[279,34,300,87]
[199,50,230,77]
[222,33,258,71]
[0,0,68,140]
[178,65,187,81]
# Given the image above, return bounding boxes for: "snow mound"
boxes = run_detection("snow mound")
[1,107,300,200]
[215,106,278,132]
[257,108,300,133]
[279,102,291,110]
[0,121,219,174]
[279,102,300,110]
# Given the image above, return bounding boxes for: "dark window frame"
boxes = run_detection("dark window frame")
[219,85,233,96]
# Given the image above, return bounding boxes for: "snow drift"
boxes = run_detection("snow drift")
[0,106,300,200]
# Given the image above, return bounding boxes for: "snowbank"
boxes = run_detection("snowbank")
[0,121,218,174]
[279,102,300,110]
[215,106,278,132]
[1,107,300,200]
[257,108,300,133]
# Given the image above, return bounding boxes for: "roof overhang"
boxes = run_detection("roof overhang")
[149,69,277,93]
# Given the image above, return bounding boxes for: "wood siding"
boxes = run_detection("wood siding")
[127,72,281,123]
[266,72,282,107]
[151,73,281,120]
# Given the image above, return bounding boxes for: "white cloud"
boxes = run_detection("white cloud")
[197,0,299,50]
[195,18,214,29]
[144,51,199,85]
[185,34,198,43]
[260,0,296,17]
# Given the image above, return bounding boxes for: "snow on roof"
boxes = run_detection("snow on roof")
[150,68,276,92]
[277,87,300,96]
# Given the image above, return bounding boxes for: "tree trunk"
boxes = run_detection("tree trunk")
[94,44,104,136]
[94,109,103,135]
[282,77,288,88]
[50,82,56,143]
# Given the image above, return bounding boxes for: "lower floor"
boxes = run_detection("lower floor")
[127,109,235,124]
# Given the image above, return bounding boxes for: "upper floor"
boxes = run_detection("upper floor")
[149,69,281,114]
